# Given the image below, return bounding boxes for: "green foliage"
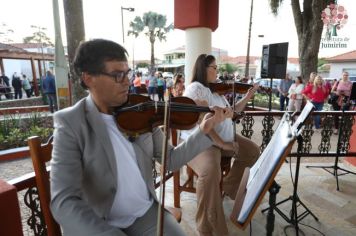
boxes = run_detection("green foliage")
[253,93,280,110]
[136,62,149,68]
[128,11,173,41]
[128,11,173,69]
[318,58,327,68]
[219,63,237,74]
[6,128,24,147]
[0,112,21,137]
[0,111,53,150]
[23,30,53,47]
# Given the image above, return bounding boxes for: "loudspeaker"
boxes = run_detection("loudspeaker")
[261,42,289,79]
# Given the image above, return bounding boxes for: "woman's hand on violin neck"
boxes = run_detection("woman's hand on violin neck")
[199,106,231,134]
[248,83,259,95]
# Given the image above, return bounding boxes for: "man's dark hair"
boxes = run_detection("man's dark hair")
[73,39,128,89]
[191,54,215,87]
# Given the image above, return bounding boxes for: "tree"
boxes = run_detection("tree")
[0,23,15,43]
[269,0,335,82]
[23,30,53,47]
[63,0,86,103]
[128,11,173,71]
[218,63,237,74]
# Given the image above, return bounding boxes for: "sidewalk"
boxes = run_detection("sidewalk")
[163,162,356,236]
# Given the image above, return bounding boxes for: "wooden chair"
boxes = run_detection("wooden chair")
[28,136,61,236]
[29,134,181,233]
[171,129,232,208]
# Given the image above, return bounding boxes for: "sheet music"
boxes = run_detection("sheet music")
[234,102,314,224]
[237,117,295,223]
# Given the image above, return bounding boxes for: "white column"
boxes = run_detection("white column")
[185,27,212,85]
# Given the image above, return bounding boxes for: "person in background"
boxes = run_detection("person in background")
[22,74,32,98]
[324,79,332,94]
[182,54,260,236]
[0,72,10,87]
[128,72,136,93]
[277,73,293,111]
[330,71,353,134]
[219,71,229,81]
[42,71,57,113]
[172,73,185,97]
[12,72,22,99]
[50,38,232,236]
[133,72,142,94]
[165,75,174,96]
[287,76,304,112]
[157,72,165,101]
[0,72,12,99]
[147,71,157,100]
[302,75,329,129]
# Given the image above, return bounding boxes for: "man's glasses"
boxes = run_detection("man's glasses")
[99,69,133,83]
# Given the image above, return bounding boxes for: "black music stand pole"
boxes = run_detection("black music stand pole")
[262,135,319,235]
[268,78,273,111]
[266,181,280,236]
[306,96,356,191]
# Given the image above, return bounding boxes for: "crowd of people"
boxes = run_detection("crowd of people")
[274,71,353,133]
[127,66,353,135]
[0,72,33,100]
[0,70,57,112]
[129,69,185,100]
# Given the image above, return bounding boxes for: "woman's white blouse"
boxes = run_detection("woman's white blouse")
[180,81,234,142]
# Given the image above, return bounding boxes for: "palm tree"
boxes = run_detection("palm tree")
[63,0,86,103]
[128,11,173,71]
[269,0,334,81]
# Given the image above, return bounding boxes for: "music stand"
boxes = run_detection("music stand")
[230,102,314,235]
[306,81,356,190]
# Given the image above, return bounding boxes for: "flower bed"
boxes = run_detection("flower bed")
[0,112,53,150]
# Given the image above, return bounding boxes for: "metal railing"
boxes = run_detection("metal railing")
[0,110,355,235]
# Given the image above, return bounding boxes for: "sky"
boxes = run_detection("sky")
[0,0,355,61]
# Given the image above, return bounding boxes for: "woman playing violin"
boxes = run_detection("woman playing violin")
[181,54,260,236]
[172,73,185,97]
[50,39,232,236]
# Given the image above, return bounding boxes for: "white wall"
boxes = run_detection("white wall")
[329,62,356,79]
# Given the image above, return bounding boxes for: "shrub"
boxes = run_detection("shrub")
[0,111,53,150]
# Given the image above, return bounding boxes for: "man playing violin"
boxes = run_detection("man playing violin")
[50,39,232,236]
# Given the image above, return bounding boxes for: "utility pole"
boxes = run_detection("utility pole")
[244,0,254,79]
[121,7,135,44]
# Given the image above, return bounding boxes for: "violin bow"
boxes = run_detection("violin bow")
[156,93,171,236]
[232,80,238,156]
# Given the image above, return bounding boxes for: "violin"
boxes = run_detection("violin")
[113,94,243,136]
[209,81,271,95]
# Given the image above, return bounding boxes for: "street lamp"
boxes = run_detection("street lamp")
[121,7,135,44]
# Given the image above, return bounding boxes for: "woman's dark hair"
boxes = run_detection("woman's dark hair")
[296,76,303,84]
[73,39,128,89]
[174,73,184,87]
[191,54,216,87]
